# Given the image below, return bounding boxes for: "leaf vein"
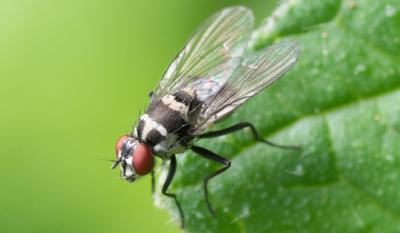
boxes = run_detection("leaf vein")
[335,19,400,63]
[339,174,400,221]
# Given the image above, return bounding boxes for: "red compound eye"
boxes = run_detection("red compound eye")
[115,135,129,157]
[132,143,154,176]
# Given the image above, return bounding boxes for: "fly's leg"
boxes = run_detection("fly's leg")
[151,169,155,195]
[150,159,157,194]
[198,122,300,150]
[162,155,185,228]
[191,145,231,216]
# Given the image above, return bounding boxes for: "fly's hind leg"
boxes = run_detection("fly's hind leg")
[191,145,231,216]
[197,122,300,150]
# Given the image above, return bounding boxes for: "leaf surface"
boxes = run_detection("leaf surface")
[157,0,400,232]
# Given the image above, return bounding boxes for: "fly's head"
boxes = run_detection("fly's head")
[112,135,154,182]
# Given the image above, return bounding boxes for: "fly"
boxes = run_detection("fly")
[112,6,301,228]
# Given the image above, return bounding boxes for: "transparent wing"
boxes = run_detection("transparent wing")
[193,41,301,133]
[152,6,254,99]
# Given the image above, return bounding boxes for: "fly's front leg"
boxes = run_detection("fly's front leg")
[151,169,155,195]
[191,145,231,216]
[162,155,185,228]
[150,158,158,195]
[198,122,300,150]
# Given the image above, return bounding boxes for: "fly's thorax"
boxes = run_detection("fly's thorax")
[161,95,189,121]
[133,88,201,158]
[139,88,202,143]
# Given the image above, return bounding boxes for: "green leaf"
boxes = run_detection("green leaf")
[156,0,400,232]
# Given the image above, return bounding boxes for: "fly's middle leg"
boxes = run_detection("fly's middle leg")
[191,145,231,216]
[162,155,185,228]
[197,122,301,150]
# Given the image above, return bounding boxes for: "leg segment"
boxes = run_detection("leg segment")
[151,169,155,195]
[162,155,185,228]
[191,145,231,216]
[198,122,300,150]
[150,158,157,194]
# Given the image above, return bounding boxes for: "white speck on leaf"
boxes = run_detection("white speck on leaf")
[285,196,293,206]
[338,51,347,60]
[373,113,382,122]
[295,164,305,176]
[354,64,366,75]
[260,192,268,199]
[311,68,320,75]
[194,212,204,219]
[388,172,398,181]
[352,207,365,228]
[322,48,329,56]
[295,197,310,209]
[287,164,305,176]
[385,5,397,17]
[376,189,384,196]
[385,154,394,161]
[230,205,250,223]
[303,213,311,222]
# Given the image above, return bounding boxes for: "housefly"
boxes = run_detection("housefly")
[112,6,300,228]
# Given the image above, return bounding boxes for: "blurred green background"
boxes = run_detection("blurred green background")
[0,1,277,232]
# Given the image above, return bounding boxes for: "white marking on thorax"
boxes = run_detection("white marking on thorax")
[140,114,167,141]
[161,95,189,120]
